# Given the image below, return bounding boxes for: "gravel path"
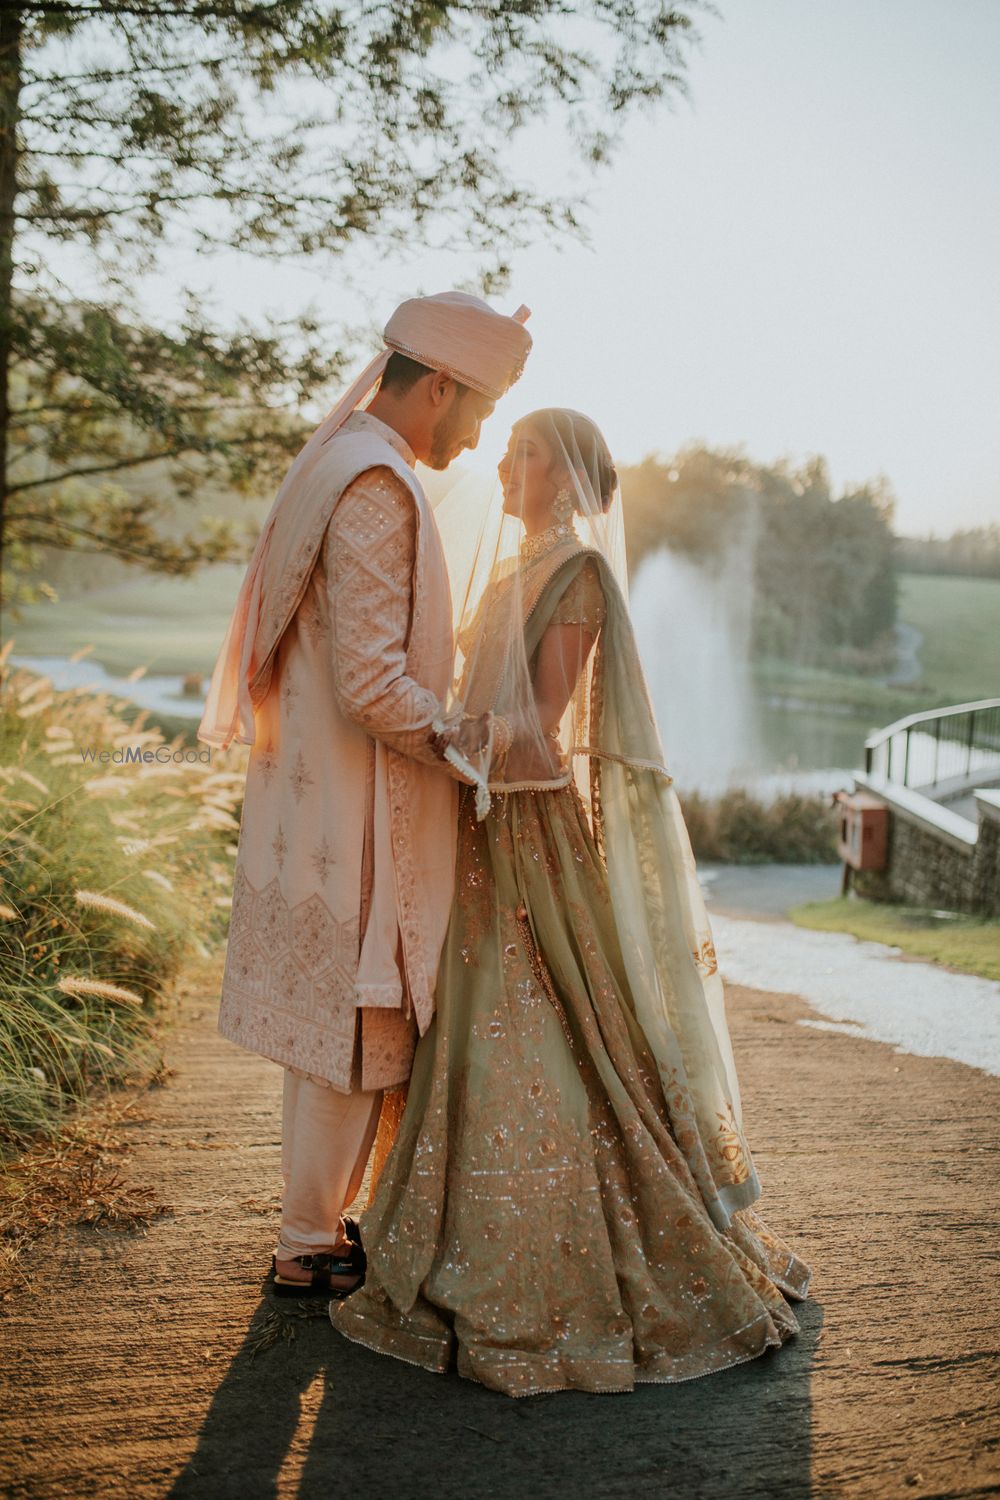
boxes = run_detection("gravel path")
[1,953,998,1500]
[711,913,1000,1076]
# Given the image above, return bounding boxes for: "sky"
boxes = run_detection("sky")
[137,0,1000,537]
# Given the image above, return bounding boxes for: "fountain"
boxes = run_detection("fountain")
[630,538,761,795]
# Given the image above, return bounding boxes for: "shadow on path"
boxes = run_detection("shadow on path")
[172,1291,823,1500]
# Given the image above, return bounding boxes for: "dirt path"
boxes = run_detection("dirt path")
[1,953,998,1500]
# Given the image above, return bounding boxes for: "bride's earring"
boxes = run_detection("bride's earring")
[552,486,574,525]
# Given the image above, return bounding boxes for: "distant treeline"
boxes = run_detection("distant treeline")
[620,444,898,671]
[897,525,1000,579]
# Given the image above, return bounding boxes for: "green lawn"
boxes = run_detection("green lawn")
[897,572,1000,705]
[5,565,245,676]
[790,897,1000,981]
[752,658,918,721]
[755,571,1000,727]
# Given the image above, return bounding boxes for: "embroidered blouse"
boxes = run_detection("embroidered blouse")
[548,557,607,633]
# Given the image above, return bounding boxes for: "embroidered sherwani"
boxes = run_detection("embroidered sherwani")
[218,411,460,1094]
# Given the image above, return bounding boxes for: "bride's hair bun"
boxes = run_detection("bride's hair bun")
[596,452,619,514]
[527,408,618,513]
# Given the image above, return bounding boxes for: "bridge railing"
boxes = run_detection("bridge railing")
[864,699,1000,791]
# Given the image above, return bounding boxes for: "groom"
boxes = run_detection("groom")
[198,292,532,1292]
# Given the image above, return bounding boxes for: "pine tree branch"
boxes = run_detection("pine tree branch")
[6,448,193,493]
[22,55,232,88]
[4,3,288,18]
[11,519,204,567]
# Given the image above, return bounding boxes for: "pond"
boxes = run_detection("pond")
[8,653,206,721]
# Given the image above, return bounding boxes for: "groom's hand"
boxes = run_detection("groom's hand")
[429,711,462,760]
[429,725,454,759]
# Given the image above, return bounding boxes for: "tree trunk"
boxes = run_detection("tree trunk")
[0,5,21,613]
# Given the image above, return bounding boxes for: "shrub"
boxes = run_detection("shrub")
[0,649,246,1145]
[678,788,838,865]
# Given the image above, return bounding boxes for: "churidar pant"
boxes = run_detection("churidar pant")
[274,1069,382,1261]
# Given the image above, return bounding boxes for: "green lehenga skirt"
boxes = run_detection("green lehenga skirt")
[331,781,811,1397]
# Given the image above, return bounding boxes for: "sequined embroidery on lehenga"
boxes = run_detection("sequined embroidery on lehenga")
[331,554,811,1398]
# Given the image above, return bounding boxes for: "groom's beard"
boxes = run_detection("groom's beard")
[427,397,470,470]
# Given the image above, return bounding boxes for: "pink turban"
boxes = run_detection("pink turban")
[384,290,532,400]
[311,291,532,443]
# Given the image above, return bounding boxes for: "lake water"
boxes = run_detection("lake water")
[8,654,206,720]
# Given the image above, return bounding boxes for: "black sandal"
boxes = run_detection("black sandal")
[271,1241,365,1299]
[339,1218,366,1279]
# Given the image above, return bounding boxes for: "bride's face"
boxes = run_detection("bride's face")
[498,421,563,525]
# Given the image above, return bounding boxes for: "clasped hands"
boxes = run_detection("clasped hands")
[429,710,494,763]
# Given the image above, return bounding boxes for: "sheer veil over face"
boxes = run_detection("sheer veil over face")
[434,408,632,805]
[432,409,765,1230]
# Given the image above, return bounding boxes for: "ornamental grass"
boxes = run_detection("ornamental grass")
[0,642,246,1146]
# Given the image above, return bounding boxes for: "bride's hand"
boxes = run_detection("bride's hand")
[430,713,492,761]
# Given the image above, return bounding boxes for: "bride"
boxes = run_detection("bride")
[330,408,810,1397]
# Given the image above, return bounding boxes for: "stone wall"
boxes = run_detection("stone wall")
[974,815,1000,915]
[854,799,1000,917]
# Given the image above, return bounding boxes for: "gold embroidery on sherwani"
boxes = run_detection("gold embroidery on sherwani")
[288,748,313,803]
[255,739,277,788]
[326,469,443,759]
[218,412,457,1095]
[328,469,438,1091]
[310,835,334,884]
[222,868,362,1086]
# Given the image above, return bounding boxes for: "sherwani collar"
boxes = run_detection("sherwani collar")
[341,409,416,468]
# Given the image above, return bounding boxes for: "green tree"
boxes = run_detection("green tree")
[753,456,897,663]
[621,442,756,568]
[898,524,1000,579]
[620,444,898,667]
[0,0,708,608]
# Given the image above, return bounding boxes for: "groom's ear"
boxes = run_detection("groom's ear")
[426,369,458,408]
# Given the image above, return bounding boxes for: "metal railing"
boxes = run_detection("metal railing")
[865,698,1000,791]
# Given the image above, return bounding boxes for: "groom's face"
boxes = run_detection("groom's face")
[427,384,496,470]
